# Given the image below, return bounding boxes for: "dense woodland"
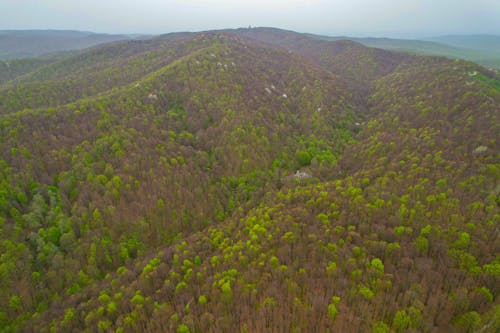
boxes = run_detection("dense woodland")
[0,28,498,332]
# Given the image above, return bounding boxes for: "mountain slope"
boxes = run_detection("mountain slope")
[0,33,208,113]
[0,28,498,332]
[0,31,363,331]
[0,55,63,85]
[232,28,413,83]
[26,42,500,333]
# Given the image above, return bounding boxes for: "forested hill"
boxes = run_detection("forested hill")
[0,28,498,332]
[308,33,500,70]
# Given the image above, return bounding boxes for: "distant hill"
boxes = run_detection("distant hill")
[426,35,500,52]
[423,35,500,69]
[358,38,500,70]
[0,30,133,59]
[2,29,499,70]
[308,33,500,70]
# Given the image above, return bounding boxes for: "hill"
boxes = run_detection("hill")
[305,32,500,70]
[426,35,500,53]
[0,30,133,59]
[356,37,500,70]
[424,35,500,69]
[0,55,62,85]
[0,28,498,332]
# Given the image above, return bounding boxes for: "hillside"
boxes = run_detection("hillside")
[0,28,498,332]
[0,30,132,59]
[0,56,61,85]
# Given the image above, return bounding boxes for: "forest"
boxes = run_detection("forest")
[0,27,498,332]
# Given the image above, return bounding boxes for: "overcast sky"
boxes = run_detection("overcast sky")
[1,0,499,37]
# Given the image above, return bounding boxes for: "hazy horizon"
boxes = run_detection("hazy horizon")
[1,0,499,39]
[1,27,500,41]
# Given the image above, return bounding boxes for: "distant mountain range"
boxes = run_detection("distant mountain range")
[349,35,500,70]
[1,29,500,70]
[0,30,133,59]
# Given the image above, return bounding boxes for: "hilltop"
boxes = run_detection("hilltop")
[0,28,498,332]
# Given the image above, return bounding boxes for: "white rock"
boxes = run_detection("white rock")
[473,146,488,154]
[295,170,311,180]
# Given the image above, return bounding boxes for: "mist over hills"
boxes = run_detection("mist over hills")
[0,30,132,59]
[427,35,500,51]
[354,35,500,70]
[0,27,498,332]
[2,29,500,69]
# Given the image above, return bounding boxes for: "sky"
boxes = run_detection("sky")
[0,0,499,37]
